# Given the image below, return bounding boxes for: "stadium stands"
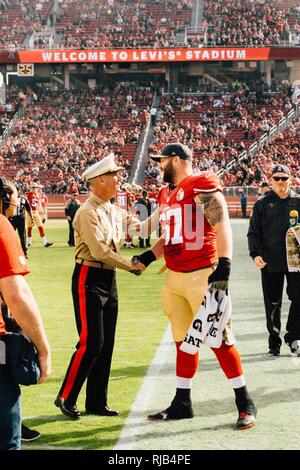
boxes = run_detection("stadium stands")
[0,0,53,49]
[0,0,299,50]
[0,83,153,193]
[221,116,300,186]
[202,0,300,47]
[56,0,192,49]
[144,82,295,187]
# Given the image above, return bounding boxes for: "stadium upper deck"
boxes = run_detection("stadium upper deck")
[0,0,299,51]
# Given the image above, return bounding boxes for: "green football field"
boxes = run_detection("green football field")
[21,219,300,450]
[22,219,168,450]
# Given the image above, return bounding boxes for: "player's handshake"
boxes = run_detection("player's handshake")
[130,258,146,276]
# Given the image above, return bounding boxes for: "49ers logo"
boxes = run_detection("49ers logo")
[176,188,184,201]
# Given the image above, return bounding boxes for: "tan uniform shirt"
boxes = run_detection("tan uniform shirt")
[73,193,134,271]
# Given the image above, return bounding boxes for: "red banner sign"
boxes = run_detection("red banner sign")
[18,47,272,63]
[0,47,299,64]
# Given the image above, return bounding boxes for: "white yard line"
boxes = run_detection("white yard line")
[114,326,173,450]
[22,445,83,450]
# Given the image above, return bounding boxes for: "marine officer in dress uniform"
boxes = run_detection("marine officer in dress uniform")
[55,154,144,419]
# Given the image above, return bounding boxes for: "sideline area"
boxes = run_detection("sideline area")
[115,220,300,450]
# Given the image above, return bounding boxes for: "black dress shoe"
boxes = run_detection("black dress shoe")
[54,395,81,420]
[268,347,280,356]
[86,406,120,416]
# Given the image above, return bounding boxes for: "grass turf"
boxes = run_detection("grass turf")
[21,219,168,450]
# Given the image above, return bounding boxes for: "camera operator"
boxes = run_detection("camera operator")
[0,176,51,450]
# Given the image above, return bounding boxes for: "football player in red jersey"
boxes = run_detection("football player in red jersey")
[25,182,53,248]
[134,143,256,430]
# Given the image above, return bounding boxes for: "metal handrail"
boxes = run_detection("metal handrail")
[0,106,25,150]
[217,104,299,178]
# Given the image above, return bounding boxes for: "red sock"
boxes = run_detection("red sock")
[38,226,45,237]
[211,343,243,379]
[175,341,199,378]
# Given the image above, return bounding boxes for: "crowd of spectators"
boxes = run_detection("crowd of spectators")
[201,0,300,47]
[0,80,298,194]
[0,82,153,194]
[0,0,53,49]
[145,80,295,187]
[56,0,192,49]
[221,116,300,187]
[0,0,300,50]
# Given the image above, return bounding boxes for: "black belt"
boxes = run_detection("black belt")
[75,259,115,271]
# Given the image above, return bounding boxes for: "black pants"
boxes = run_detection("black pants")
[10,216,27,256]
[139,236,151,248]
[241,204,247,218]
[68,220,75,246]
[59,264,118,409]
[261,268,300,348]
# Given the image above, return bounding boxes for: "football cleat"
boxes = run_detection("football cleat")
[147,401,194,421]
[236,403,257,430]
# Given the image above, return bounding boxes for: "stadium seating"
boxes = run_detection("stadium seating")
[56,0,192,49]
[144,83,295,187]
[221,116,300,186]
[0,0,53,49]
[0,83,153,193]
[202,0,300,47]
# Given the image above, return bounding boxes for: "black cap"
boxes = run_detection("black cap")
[272,164,291,176]
[151,143,193,161]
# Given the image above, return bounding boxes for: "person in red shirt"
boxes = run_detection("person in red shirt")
[25,182,53,248]
[134,143,256,430]
[0,177,51,450]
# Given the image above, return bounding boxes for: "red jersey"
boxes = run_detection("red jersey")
[116,192,128,211]
[158,173,222,272]
[26,191,41,211]
[40,192,48,211]
[0,215,30,335]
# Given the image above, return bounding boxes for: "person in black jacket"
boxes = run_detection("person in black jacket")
[64,191,81,246]
[135,190,152,248]
[248,164,300,356]
[9,192,33,258]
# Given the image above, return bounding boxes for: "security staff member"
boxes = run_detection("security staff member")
[9,192,33,257]
[135,190,152,248]
[65,191,81,246]
[248,164,300,356]
[55,154,144,420]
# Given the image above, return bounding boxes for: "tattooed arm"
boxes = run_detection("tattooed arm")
[194,191,232,259]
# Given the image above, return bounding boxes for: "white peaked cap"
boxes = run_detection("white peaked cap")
[82,153,123,180]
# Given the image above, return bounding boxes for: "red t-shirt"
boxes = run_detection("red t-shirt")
[0,215,30,335]
[158,173,222,272]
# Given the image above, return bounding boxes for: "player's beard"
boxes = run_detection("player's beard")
[163,159,175,184]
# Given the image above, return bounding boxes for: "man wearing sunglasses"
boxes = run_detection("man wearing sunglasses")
[248,164,300,357]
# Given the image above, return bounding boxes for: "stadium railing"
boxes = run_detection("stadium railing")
[217,105,299,178]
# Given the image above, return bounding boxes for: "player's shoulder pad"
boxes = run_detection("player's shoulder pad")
[192,172,222,195]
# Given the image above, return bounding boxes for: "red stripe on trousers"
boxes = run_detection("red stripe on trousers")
[61,265,89,401]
